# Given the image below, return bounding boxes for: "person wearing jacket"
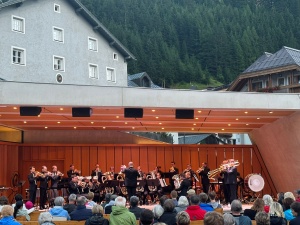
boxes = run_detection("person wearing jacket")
[70,196,92,221]
[49,197,70,220]
[231,200,252,225]
[207,191,222,209]
[199,193,214,212]
[13,200,31,221]
[269,202,287,225]
[0,205,22,225]
[185,194,206,221]
[290,202,300,225]
[283,198,295,221]
[85,204,109,225]
[175,196,189,213]
[110,196,136,225]
[159,199,177,225]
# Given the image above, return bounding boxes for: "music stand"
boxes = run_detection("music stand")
[137,180,146,187]
[108,180,119,187]
[146,179,159,188]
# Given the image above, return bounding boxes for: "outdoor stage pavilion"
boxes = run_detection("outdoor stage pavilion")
[0,81,300,199]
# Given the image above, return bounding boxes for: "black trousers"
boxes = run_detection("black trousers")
[202,181,210,194]
[29,189,36,204]
[226,184,237,203]
[40,188,47,209]
[126,186,136,199]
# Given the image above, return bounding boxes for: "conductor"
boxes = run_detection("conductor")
[122,162,140,199]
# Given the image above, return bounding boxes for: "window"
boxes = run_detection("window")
[54,4,61,13]
[53,27,64,42]
[251,82,262,91]
[287,77,291,85]
[88,37,98,51]
[278,77,285,86]
[12,16,25,33]
[89,64,98,79]
[106,67,116,82]
[53,56,65,71]
[113,53,118,60]
[12,47,26,65]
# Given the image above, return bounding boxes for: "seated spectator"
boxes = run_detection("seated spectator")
[13,200,31,221]
[244,198,265,220]
[140,209,154,225]
[187,189,195,202]
[230,199,252,225]
[185,194,206,221]
[25,201,34,211]
[49,196,70,220]
[63,194,77,214]
[85,204,109,225]
[277,193,284,206]
[104,194,117,214]
[38,212,56,225]
[269,202,287,225]
[159,195,169,207]
[263,195,273,213]
[199,193,214,212]
[204,211,224,225]
[70,196,92,221]
[159,199,177,225]
[86,192,97,209]
[0,205,22,225]
[110,196,136,225]
[207,191,222,209]
[101,193,111,209]
[290,202,300,225]
[153,204,164,223]
[170,191,178,207]
[12,194,34,215]
[295,190,300,203]
[283,197,295,221]
[255,211,270,225]
[176,211,190,225]
[223,213,235,225]
[0,196,9,212]
[175,196,189,213]
[129,196,143,220]
[284,192,295,201]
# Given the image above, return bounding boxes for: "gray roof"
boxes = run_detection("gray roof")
[128,72,161,89]
[243,46,300,74]
[0,0,136,61]
[178,134,211,144]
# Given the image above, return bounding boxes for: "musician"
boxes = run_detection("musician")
[91,164,102,183]
[28,166,38,204]
[169,162,179,189]
[156,172,172,196]
[137,166,146,179]
[175,172,192,197]
[80,177,90,194]
[122,162,140,199]
[198,162,210,194]
[219,160,229,204]
[38,166,50,210]
[68,175,80,195]
[223,159,238,203]
[50,165,62,199]
[67,164,80,181]
[109,166,115,179]
[89,176,100,202]
[154,166,163,177]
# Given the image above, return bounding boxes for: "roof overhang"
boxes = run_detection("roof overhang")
[0,81,299,133]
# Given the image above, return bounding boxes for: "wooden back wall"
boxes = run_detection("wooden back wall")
[0,143,276,198]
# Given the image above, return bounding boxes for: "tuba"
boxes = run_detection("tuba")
[208,160,240,179]
[172,174,181,189]
[147,172,157,192]
[102,172,114,194]
[116,173,127,195]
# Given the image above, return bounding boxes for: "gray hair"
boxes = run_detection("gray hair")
[263,194,273,206]
[223,213,235,225]
[77,196,87,206]
[255,211,270,225]
[54,196,64,206]
[178,196,189,207]
[199,193,208,203]
[92,204,103,214]
[231,200,242,213]
[68,194,77,202]
[176,211,190,225]
[115,196,126,207]
[153,205,164,219]
[38,212,53,225]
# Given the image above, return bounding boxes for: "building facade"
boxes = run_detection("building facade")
[228,46,300,93]
[0,0,135,86]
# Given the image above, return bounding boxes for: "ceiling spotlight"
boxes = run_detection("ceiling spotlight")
[91,122,94,124]
[198,110,202,113]
[45,127,48,129]
[193,123,196,126]
[103,127,106,129]
[116,116,119,119]
[244,111,248,114]
[246,124,249,126]
[60,108,63,111]
[13,107,17,110]
[162,128,164,130]
[57,122,61,124]
[74,127,77,129]
[155,117,159,119]
[236,118,239,121]
[159,122,162,125]
[222,128,225,131]
[132,127,135,129]
[228,124,231,126]
[257,118,260,120]
[24,121,27,124]
[269,111,273,114]
[195,118,199,120]
[125,122,128,124]
[151,109,156,112]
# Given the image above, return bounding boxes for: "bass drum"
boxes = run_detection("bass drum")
[244,174,265,192]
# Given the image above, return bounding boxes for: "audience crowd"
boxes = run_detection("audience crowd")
[0,189,300,225]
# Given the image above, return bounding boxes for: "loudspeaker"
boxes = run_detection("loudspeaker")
[175,109,194,119]
[72,107,92,117]
[20,106,42,116]
[124,108,143,118]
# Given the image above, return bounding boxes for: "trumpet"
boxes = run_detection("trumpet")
[196,167,204,173]
[74,169,81,174]
[57,171,64,176]
[34,171,43,177]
